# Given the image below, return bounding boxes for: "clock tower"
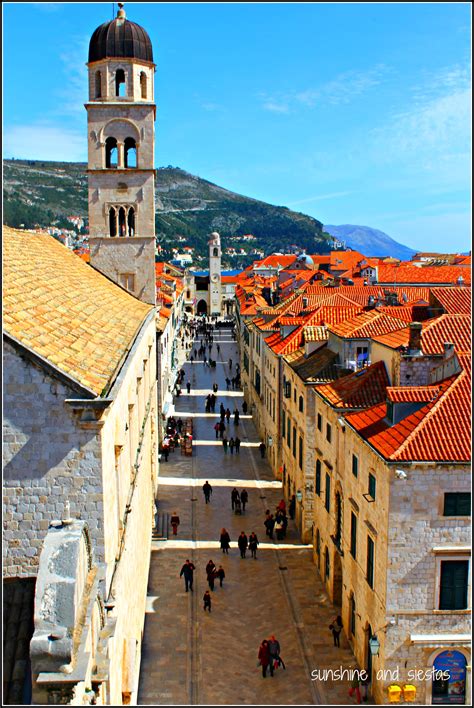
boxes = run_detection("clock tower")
[208,231,222,316]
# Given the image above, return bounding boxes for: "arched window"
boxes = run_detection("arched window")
[95,71,102,98]
[124,137,137,168]
[127,207,135,237]
[213,247,218,257]
[140,71,147,99]
[105,137,118,168]
[118,207,126,237]
[115,69,126,97]
[109,207,117,237]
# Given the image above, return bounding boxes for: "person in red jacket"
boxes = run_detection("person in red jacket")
[258,639,273,678]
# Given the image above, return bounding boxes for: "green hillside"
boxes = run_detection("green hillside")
[3,159,331,266]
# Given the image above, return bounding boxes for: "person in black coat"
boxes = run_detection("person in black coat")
[242,400,248,415]
[238,531,248,558]
[216,565,225,587]
[249,532,259,559]
[179,559,195,592]
[231,488,240,511]
[240,489,248,511]
[289,494,296,520]
[203,481,213,504]
[206,560,217,590]
[220,528,231,554]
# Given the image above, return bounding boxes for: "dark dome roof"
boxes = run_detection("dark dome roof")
[89,17,153,63]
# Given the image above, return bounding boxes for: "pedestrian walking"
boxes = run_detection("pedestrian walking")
[212,382,218,393]
[277,498,286,514]
[229,358,233,369]
[170,512,180,536]
[249,532,259,559]
[217,344,220,354]
[186,381,191,394]
[240,489,248,512]
[242,400,248,415]
[235,436,241,454]
[231,488,240,511]
[203,590,212,612]
[219,420,226,438]
[179,559,195,592]
[225,408,231,423]
[214,421,220,439]
[238,531,248,558]
[289,494,296,520]
[264,512,275,540]
[203,480,213,504]
[258,640,273,678]
[216,565,225,587]
[275,517,284,541]
[225,377,231,390]
[268,635,286,670]
[223,436,228,454]
[220,528,231,554]
[229,437,235,455]
[348,672,361,703]
[330,615,343,647]
[234,409,240,426]
[259,441,266,459]
[206,560,217,590]
[190,355,194,364]
[220,403,225,420]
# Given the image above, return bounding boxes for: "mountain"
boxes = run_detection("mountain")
[3,159,330,267]
[323,224,416,260]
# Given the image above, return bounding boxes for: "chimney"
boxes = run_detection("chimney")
[367,295,375,309]
[443,341,455,360]
[408,322,422,353]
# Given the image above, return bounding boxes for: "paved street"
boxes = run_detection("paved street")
[138,325,361,705]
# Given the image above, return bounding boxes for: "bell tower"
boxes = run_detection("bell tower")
[208,231,222,315]
[86,3,156,305]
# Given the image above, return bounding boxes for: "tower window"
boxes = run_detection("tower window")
[127,207,135,237]
[140,72,147,99]
[118,207,126,237]
[213,247,218,257]
[105,137,118,168]
[109,207,117,237]
[115,69,126,97]
[124,138,137,168]
[95,70,102,98]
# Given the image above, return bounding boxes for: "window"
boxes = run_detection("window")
[298,436,303,470]
[325,473,330,512]
[324,547,330,581]
[356,346,369,367]
[299,396,304,413]
[316,529,320,557]
[366,536,374,588]
[349,595,356,637]
[439,560,469,610]
[444,493,471,516]
[350,512,357,559]
[317,413,322,431]
[335,492,342,550]
[287,418,291,445]
[315,460,321,495]
[118,206,126,237]
[352,454,358,478]
[115,68,126,97]
[127,207,135,237]
[368,473,376,500]
[326,423,332,443]
[282,411,286,441]
[284,381,291,399]
[292,426,297,457]
[120,273,135,292]
[293,389,296,403]
[109,207,117,237]
[140,71,147,99]
[124,137,137,168]
[95,70,102,98]
[105,137,118,168]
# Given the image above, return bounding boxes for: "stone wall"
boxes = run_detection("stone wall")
[3,341,104,577]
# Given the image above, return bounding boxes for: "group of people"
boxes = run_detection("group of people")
[258,636,286,678]
[217,526,259,558]
[264,499,290,541]
[178,558,225,613]
[160,416,192,461]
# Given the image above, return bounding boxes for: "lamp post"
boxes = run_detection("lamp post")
[369,634,380,656]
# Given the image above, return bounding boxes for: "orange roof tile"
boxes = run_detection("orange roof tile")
[377,264,471,286]
[315,361,389,409]
[372,314,471,354]
[345,365,471,462]
[328,311,408,339]
[430,287,471,315]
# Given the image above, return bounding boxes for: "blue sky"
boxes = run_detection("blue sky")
[3,2,471,252]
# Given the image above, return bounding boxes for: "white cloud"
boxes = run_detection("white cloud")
[55,35,90,118]
[262,100,289,114]
[3,123,86,162]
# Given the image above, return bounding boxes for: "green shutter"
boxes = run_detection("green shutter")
[350,513,357,558]
[440,561,468,610]
[444,493,471,516]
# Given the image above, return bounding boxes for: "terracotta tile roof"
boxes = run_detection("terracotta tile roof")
[328,311,408,339]
[3,227,153,396]
[430,287,471,315]
[315,361,389,409]
[372,314,471,354]
[330,250,366,271]
[377,264,471,286]
[374,304,430,322]
[306,305,363,326]
[303,325,328,342]
[345,364,471,462]
[386,387,439,403]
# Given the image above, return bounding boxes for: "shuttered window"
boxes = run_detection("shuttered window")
[439,560,469,610]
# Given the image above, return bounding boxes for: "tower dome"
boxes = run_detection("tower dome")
[297,252,314,266]
[88,4,153,64]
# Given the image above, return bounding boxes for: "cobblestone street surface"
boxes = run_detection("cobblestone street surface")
[138,326,362,705]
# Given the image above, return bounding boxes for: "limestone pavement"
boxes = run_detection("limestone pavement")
[138,325,364,705]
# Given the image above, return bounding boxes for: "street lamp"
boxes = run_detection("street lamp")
[369,634,381,656]
[296,490,303,502]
